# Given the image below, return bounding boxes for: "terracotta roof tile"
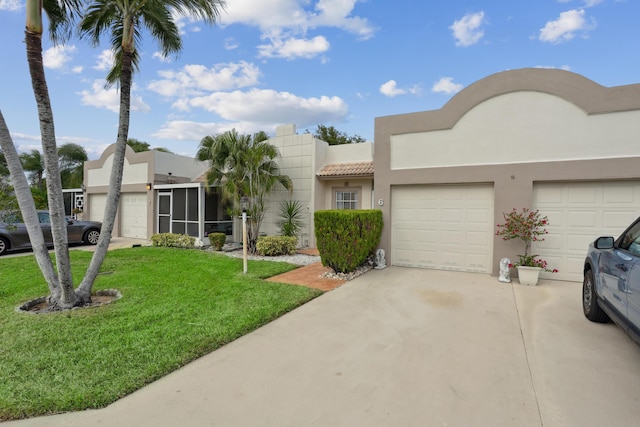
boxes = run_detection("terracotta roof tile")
[317,161,374,178]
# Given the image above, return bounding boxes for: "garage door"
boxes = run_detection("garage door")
[533,182,640,282]
[120,193,148,239]
[391,184,494,273]
[89,194,106,223]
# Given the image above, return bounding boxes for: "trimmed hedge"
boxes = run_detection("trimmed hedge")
[151,233,195,248]
[256,235,298,256]
[314,210,383,273]
[208,232,226,251]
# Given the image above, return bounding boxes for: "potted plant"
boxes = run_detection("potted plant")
[496,208,558,285]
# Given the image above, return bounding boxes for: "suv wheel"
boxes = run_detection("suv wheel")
[583,269,610,323]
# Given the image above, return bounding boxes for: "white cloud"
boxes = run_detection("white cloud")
[258,35,330,59]
[93,50,114,71]
[72,66,83,74]
[147,61,261,97]
[450,11,486,47]
[432,77,463,95]
[219,0,374,39]
[172,88,348,127]
[43,45,77,70]
[534,65,572,71]
[379,80,420,97]
[0,0,20,11]
[153,121,260,141]
[152,52,172,63]
[379,80,405,97]
[584,0,604,7]
[539,9,595,44]
[78,80,150,113]
[224,38,239,50]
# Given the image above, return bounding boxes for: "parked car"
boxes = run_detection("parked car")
[0,210,101,256]
[583,216,640,345]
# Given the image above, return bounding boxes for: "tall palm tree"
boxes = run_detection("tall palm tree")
[0,0,86,309]
[58,143,88,188]
[75,0,226,299]
[196,129,293,253]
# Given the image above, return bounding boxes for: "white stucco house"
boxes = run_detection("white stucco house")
[81,68,640,282]
[82,124,374,248]
[374,68,640,282]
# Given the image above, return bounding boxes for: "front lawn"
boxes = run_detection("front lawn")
[0,247,322,421]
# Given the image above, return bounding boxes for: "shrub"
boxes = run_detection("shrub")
[208,232,226,251]
[151,233,195,248]
[314,210,383,273]
[277,200,305,238]
[256,235,298,256]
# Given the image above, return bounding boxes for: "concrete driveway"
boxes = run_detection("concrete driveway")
[6,267,640,426]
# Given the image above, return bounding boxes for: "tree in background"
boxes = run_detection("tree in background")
[127,138,172,153]
[19,149,45,190]
[74,0,225,302]
[197,129,293,253]
[0,150,8,178]
[58,143,88,189]
[313,124,366,145]
[0,149,18,222]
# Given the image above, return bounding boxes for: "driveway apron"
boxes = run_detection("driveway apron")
[6,267,640,426]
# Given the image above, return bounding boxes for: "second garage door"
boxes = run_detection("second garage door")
[533,181,640,282]
[120,193,148,239]
[391,184,494,273]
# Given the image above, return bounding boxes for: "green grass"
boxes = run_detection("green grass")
[0,247,322,421]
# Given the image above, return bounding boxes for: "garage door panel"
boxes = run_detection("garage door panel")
[534,182,640,282]
[392,184,494,273]
[89,194,106,223]
[467,231,490,246]
[120,193,147,239]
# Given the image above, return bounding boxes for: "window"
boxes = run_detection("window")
[336,190,358,210]
[620,221,640,256]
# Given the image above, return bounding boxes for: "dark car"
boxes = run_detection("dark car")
[0,210,101,256]
[583,216,640,344]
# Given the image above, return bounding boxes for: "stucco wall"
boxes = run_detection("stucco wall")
[324,141,374,164]
[262,125,319,247]
[374,68,640,276]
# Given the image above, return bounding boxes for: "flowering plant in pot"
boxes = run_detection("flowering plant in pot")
[496,208,558,284]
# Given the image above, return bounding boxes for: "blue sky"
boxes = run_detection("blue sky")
[1,0,638,159]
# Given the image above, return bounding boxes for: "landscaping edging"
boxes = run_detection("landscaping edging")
[16,289,122,314]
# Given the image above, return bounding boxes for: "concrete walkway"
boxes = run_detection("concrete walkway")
[6,268,640,426]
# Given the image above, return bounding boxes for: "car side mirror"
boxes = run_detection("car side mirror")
[594,236,614,249]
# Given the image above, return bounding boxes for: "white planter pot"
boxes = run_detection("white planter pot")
[517,266,542,286]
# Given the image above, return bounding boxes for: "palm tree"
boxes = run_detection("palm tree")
[196,129,293,253]
[75,0,226,299]
[58,143,88,188]
[0,0,86,309]
[19,149,45,189]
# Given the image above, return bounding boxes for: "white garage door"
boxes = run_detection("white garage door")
[392,184,494,273]
[120,193,148,239]
[533,182,640,282]
[89,194,106,223]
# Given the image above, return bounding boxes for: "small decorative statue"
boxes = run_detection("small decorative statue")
[499,257,511,283]
[374,249,387,269]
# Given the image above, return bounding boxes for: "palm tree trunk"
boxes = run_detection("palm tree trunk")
[77,50,133,299]
[25,28,77,308]
[0,111,60,300]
